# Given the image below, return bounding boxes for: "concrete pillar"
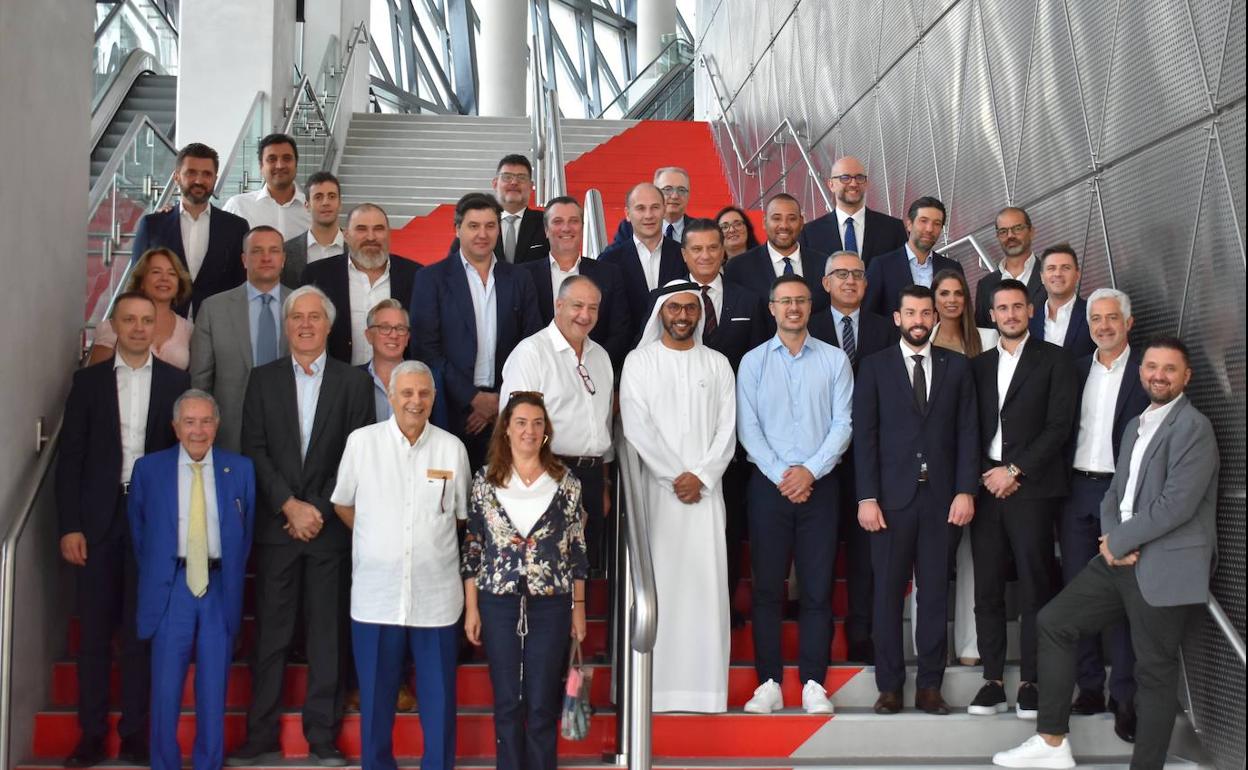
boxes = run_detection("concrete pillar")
[476,0,529,116]
[636,0,676,69]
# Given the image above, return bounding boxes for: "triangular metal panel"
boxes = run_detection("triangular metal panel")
[904,45,944,211]
[977,0,1038,200]
[1217,103,1246,250]
[917,0,972,202]
[808,5,843,132]
[1188,0,1232,104]
[1075,185,1111,297]
[1064,0,1119,160]
[875,49,919,218]
[875,0,921,80]
[1217,0,1245,103]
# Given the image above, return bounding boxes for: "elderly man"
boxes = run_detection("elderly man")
[129,390,255,770]
[230,286,374,767]
[799,156,907,264]
[621,280,737,712]
[598,183,687,342]
[333,361,470,770]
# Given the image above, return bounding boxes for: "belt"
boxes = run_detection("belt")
[120,482,130,495]
[176,557,222,570]
[1073,469,1114,481]
[558,454,603,469]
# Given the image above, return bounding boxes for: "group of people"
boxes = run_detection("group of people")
[55,131,1219,770]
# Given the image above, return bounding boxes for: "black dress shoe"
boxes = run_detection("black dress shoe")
[65,736,107,768]
[1108,696,1136,743]
[1070,689,1106,715]
[224,740,283,767]
[308,742,348,767]
[118,733,150,764]
[873,690,903,714]
[847,640,875,665]
[914,686,951,715]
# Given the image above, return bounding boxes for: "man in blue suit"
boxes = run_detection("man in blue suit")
[1027,244,1094,360]
[854,285,979,715]
[725,193,831,316]
[131,143,250,317]
[129,390,255,770]
[597,183,686,344]
[409,192,543,468]
[863,196,963,318]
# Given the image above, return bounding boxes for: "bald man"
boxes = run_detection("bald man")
[597,183,687,342]
[798,156,907,266]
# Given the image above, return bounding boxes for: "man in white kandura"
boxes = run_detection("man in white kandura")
[620,280,737,713]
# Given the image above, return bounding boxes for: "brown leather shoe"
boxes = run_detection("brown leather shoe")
[396,683,417,712]
[915,686,952,715]
[873,690,903,714]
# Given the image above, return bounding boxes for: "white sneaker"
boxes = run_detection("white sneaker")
[743,679,783,714]
[992,735,1076,769]
[801,680,835,714]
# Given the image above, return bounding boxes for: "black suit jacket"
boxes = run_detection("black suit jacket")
[807,307,897,371]
[300,254,420,363]
[519,254,633,375]
[854,345,980,510]
[409,256,543,431]
[56,358,188,542]
[1068,348,1150,468]
[798,208,908,266]
[240,355,374,550]
[612,214,694,245]
[597,237,687,344]
[724,243,831,315]
[971,338,1078,499]
[863,246,964,317]
[447,207,549,264]
[131,204,249,317]
[1027,297,1095,360]
[974,261,1047,328]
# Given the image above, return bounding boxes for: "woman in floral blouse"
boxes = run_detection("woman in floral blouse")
[462,391,588,770]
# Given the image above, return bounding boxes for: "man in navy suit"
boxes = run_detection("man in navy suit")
[1028,244,1094,360]
[597,183,686,344]
[410,192,543,468]
[610,166,696,245]
[725,193,831,316]
[519,196,632,374]
[863,196,963,318]
[808,250,897,663]
[855,285,979,715]
[129,390,255,770]
[799,156,907,266]
[301,203,419,366]
[56,292,189,767]
[131,143,250,317]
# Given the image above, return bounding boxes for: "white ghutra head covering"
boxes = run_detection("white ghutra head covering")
[637,279,706,348]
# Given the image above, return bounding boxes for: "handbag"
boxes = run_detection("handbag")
[560,637,594,740]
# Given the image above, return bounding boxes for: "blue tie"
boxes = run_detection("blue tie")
[843,217,858,254]
[841,315,857,365]
[255,294,278,366]
[783,257,794,275]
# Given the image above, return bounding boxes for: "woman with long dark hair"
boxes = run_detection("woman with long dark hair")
[715,205,760,260]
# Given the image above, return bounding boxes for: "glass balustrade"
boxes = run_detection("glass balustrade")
[93,0,178,107]
[598,37,693,119]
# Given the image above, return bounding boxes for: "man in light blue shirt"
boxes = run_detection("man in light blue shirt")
[736,274,853,716]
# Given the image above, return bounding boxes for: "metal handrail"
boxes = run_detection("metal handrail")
[596,36,687,119]
[1206,595,1246,666]
[941,234,995,273]
[582,189,608,259]
[282,75,332,138]
[543,88,566,200]
[320,24,369,174]
[698,54,749,174]
[87,113,180,215]
[214,91,267,199]
[90,48,162,146]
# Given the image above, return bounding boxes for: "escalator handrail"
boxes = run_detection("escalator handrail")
[88,113,180,216]
[596,37,689,120]
[213,91,267,200]
[90,48,163,149]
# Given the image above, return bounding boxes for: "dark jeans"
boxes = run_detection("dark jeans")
[479,592,572,770]
[747,469,838,685]
[1037,558,1196,770]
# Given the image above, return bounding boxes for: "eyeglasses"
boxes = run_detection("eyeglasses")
[770,296,812,307]
[368,324,410,336]
[659,185,690,197]
[497,172,532,184]
[826,269,866,281]
[575,364,596,395]
[995,224,1030,237]
[719,220,746,231]
[830,174,868,184]
[508,390,546,403]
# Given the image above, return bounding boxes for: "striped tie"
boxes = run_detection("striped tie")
[841,315,857,365]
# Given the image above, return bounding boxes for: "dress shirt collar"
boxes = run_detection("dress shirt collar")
[904,242,932,266]
[114,351,155,372]
[347,253,391,283]
[829,306,860,327]
[549,254,581,272]
[633,235,659,258]
[258,183,307,206]
[245,281,282,302]
[178,445,215,470]
[836,206,865,228]
[997,331,1030,359]
[900,338,933,359]
[179,200,211,222]
[292,351,327,376]
[386,414,432,449]
[999,253,1037,281]
[766,242,800,267]
[1045,295,1077,321]
[1094,344,1131,372]
[543,319,598,359]
[1140,393,1184,427]
[307,228,344,250]
[695,274,723,292]
[767,332,814,356]
[460,251,497,277]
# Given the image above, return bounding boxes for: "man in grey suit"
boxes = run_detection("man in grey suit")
[282,171,345,286]
[993,336,1219,770]
[190,225,291,452]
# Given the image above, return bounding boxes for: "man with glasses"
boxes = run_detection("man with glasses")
[501,275,614,571]
[974,206,1047,328]
[612,166,696,245]
[798,156,907,266]
[495,154,548,263]
[736,275,854,715]
[864,196,964,317]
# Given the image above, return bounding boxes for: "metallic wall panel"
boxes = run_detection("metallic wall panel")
[1219,104,1245,248]
[1064,0,1119,161]
[1217,0,1244,102]
[978,0,1038,198]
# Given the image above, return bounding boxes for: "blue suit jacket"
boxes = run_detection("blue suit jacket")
[1067,347,1150,468]
[409,256,543,428]
[131,204,250,317]
[853,345,980,510]
[1028,297,1095,360]
[519,254,633,375]
[128,446,255,640]
[597,237,686,344]
[723,243,831,315]
[798,208,908,266]
[863,246,963,318]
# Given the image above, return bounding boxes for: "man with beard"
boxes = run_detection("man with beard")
[736,275,853,715]
[131,143,249,316]
[224,133,312,240]
[864,196,964,318]
[968,279,1077,720]
[974,207,1047,328]
[301,203,419,365]
[726,194,831,314]
[799,156,907,265]
[620,280,737,712]
[283,171,346,286]
[994,337,1218,770]
[854,285,979,715]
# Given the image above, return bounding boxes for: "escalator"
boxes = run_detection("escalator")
[90,72,177,188]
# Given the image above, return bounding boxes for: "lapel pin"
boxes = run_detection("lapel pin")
[224,467,231,474]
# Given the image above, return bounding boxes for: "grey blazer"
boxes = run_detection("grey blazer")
[189,282,291,453]
[282,232,308,288]
[1100,396,1219,607]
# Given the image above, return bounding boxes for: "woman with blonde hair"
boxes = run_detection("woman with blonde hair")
[88,247,194,369]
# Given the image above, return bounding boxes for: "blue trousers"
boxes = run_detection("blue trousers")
[1059,474,1136,701]
[479,593,571,770]
[351,620,458,770]
[149,566,231,770]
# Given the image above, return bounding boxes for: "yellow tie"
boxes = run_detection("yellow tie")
[187,462,209,598]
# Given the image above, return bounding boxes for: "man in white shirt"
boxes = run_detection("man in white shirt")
[223,133,312,240]
[282,171,345,285]
[597,183,686,342]
[332,360,469,770]
[725,193,832,313]
[610,166,695,245]
[798,156,908,263]
[1030,244,1094,359]
[973,206,1047,327]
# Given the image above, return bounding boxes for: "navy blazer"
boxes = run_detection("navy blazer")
[974,263,1047,328]
[301,254,420,364]
[1068,347,1150,468]
[448,207,549,264]
[798,208,908,266]
[863,246,964,318]
[131,204,250,318]
[723,243,831,315]
[519,254,633,375]
[128,445,255,640]
[56,357,189,542]
[854,345,980,510]
[1028,297,1095,360]
[409,256,543,426]
[807,307,897,371]
[597,237,686,344]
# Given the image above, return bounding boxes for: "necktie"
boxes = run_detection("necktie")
[912,354,927,413]
[255,294,278,366]
[841,315,857,365]
[503,215,518,262]
[665,222,675,242]
[187,463,209,598]
[843,217,858,254]
[782,257,794,275]
[701,284,718,337]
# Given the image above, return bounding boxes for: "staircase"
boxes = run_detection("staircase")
[89,73,177,189]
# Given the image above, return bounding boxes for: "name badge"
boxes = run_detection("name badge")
[427,469,453,480]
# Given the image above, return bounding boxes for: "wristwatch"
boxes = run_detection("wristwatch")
[1005,463,1022,478]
